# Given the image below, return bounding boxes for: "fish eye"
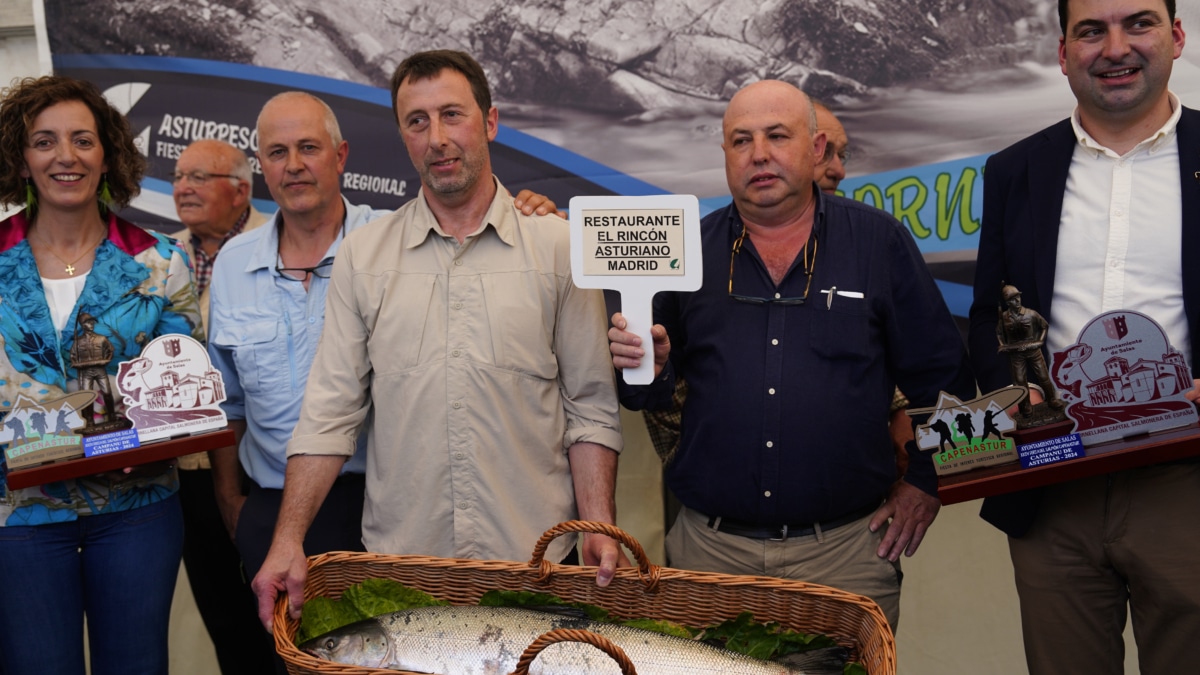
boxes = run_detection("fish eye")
[323,638,336,650]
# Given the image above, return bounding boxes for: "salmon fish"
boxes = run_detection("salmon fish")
[300,605,844,674]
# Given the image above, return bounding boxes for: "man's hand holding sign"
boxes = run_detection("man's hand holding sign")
[570,195,703,384]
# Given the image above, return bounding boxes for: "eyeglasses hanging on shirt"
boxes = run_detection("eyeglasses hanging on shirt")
[275,258,334,282]
[727,224,818,306]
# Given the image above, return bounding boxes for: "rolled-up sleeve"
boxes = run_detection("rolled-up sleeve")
[555,276,624,454]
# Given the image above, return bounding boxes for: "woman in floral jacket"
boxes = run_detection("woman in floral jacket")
[0,75,202,675]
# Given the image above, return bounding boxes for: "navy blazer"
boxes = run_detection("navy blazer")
[968,107,1200,537]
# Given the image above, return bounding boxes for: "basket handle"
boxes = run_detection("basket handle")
[508,628,639,675]
[528,520,660,590]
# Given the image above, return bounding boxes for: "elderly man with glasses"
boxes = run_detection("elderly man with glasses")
[172,139,271,326]
[609,80,974,630]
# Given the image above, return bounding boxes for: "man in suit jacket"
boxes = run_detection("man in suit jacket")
[968,0,1200,672]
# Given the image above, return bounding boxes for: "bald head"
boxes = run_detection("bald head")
[721,80,825,224]
[183,139,252,181]
[812,103,849,193]
[723,80,817,138]
[256,91,343,146]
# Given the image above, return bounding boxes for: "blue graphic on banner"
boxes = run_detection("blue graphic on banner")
[83,428,141,458]
[1018,433,1084,469]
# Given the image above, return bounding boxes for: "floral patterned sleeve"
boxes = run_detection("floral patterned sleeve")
[157,235,204,343]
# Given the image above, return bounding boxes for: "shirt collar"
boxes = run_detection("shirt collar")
[403,176,516,249]
[725,183,828,242]
[245,196,350,272]
[1070,91,1181,157]
[189,207,251,257]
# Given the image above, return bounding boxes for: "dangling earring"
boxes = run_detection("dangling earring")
[98,173,113,215]
[24,178,37,216]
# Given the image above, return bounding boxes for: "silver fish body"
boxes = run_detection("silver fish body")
[300,605,817,674]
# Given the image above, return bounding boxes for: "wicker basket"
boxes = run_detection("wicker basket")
[274,520,897,675]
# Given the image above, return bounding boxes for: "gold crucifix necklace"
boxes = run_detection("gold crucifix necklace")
[33,229,107,276]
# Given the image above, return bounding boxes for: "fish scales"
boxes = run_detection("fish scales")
[302,605,812,674]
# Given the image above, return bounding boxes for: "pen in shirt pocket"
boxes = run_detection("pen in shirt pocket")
[820,286,865,309]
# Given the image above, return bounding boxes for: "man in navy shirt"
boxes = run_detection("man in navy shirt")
[609,80,974,629]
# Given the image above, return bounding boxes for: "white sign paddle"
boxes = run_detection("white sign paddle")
[570,195,703,384]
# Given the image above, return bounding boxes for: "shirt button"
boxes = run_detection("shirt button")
[766,441,774,448]
[455,452,465,460]
[771,339,779,346]
[454,260,463,266]
[452,349,461,357]
[308,317,316,324]
[458,501,469,509]
[452,401,462,409]
[774,292,782,299]
[764,491,771,498]
[453,302,463,310]
[768,388,776,395]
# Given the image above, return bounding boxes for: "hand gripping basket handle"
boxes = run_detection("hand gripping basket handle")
[527,520,661,590]
[509,628,639,675]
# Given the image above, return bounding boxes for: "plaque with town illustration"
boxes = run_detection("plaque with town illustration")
[116,334,228,442]
[1051,310,1197,446]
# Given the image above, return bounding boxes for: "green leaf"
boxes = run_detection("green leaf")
[296,597,367,644]
[699,612,837,660]
[297,579,448,645]
[478,590,610,621]
[342,578,448,618]
[619,618,697,639]
[844,662,869,675]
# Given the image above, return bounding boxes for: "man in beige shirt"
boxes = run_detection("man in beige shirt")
[252,50,624,628]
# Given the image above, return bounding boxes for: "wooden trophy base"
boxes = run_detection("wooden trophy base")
[5,427,235,490]
[937,422,1200,505]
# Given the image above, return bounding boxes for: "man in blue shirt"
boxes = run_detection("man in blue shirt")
[207,92,379,590]
[609,80,974,629]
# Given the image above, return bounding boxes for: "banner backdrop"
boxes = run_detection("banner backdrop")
[41,0,1200,319]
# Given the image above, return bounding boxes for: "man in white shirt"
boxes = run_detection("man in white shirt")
[968,0,1200,672]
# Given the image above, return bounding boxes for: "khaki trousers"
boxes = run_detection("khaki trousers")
[1008,461,1200,675]
[666,505,902,630]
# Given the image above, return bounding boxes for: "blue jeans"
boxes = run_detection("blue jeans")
[0,494,183,675]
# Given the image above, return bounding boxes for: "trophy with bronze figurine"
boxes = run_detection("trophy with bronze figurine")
[2,314,231,483]
[994,284,1068,429]
[70,311,134,434]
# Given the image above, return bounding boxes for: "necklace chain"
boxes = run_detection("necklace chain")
[33,229,107,276]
